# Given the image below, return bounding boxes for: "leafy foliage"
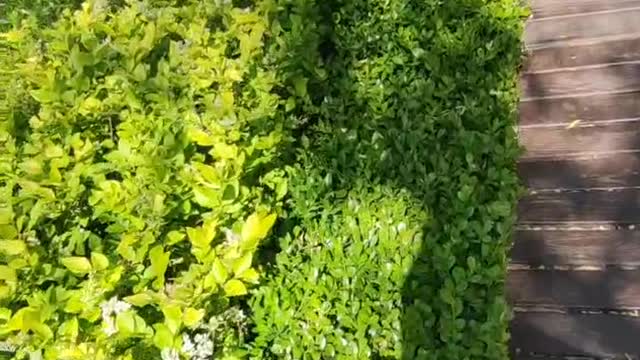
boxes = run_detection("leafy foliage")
[0,0,292,358]
[249,0,525,358]
[1,0,525,358]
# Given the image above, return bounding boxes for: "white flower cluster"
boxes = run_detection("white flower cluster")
[182,333,214,360]
[161,348,179,360]
[100,297,131,336]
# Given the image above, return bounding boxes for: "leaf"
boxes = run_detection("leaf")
[162,304,182,334]
[232,252,252,275]
[91,252,109,271]
[149,246,169,279]
[61,257,92,274]
[183,307,204,328]
[166,230,185,245]
[124,293,154,307]
[188,128,215,146]
[192,186,219,208]
[116,311,136,334]
[153,323,174,348]
[212,258,228,284]
[223,279,247,297]
[0,240,27,255]
[241,212,277,250]
[0,266,16,282]
[238,268,259,283]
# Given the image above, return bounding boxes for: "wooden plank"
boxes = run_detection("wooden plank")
[518,188,640,224]
[521,62,640,99]
[525,8,640,45]
[511,312,640,356]
[519,91,640,125]
[520,121,640,159]
[508,269,640,308]
[525,37,640,72]
[530,0,640,18]
[518,152,640,189]
[511,230,640,266]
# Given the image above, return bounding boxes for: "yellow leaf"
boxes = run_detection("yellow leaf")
[61,257,92,274]
[188,128,215,146]
[183,307,204,328]
[0,240,27,255]
[239,268,260,283]
[0,266,16,282]
[223,279,247,297]
[241,212,277,250]
[91,252,109,271]
[124,293,154,307]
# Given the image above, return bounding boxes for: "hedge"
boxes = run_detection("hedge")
[1,0,524,359]
[249,0,524,359]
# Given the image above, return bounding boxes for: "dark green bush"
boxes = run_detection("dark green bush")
[250,0,524,358]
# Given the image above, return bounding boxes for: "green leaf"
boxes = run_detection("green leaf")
[116,311,136,335]
[241,212,276,250]
[149,245,169,286]
[192,186,219,208]
[61,257,92,274]
[90,252,109,271]
[0,240,27,255]
[162,304,182,334]
[153,323,174,348]
[223,279,247,297]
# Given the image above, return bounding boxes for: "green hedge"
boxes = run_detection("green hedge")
[1,0,524,358]
[249,0,524,359]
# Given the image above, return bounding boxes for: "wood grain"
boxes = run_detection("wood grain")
[518,152,640,189]
[511,312,640,357]
[525,8,640,45]
[519,121,640,159]
[525,37,640,71]
[518,188,640,224]
[508,269,640,308]
[519,91,640,125]
[521,62,640,99]
[511,230,640,266]
[530,0,640,18]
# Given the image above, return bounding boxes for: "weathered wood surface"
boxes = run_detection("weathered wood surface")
[511,312,640,357]
[511,230,640,266]
[520,91,640,125]
[519,121,640,159]
[521,62,640,99]
[530,0,640,18]
[525,37,640,72]
[525,8,640,45]
[518,188,640,224]
[518,152,640,189]
[508,269,640,308]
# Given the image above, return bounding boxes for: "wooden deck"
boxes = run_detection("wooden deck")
[509,1,640,358]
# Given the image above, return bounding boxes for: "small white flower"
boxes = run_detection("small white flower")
[396,222,406,232]
[223,228,240,247]
[161,348,179,360]
[182,333,195,354]
[100,297,131,336]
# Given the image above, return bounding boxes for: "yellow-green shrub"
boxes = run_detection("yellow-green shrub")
[0,0,292,358]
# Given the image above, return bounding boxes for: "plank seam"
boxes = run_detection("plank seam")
[527,6,640,22]
[522,60,640,75]
[518,117,640,129]
[525,32,640,51]
[521,89,640,102]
